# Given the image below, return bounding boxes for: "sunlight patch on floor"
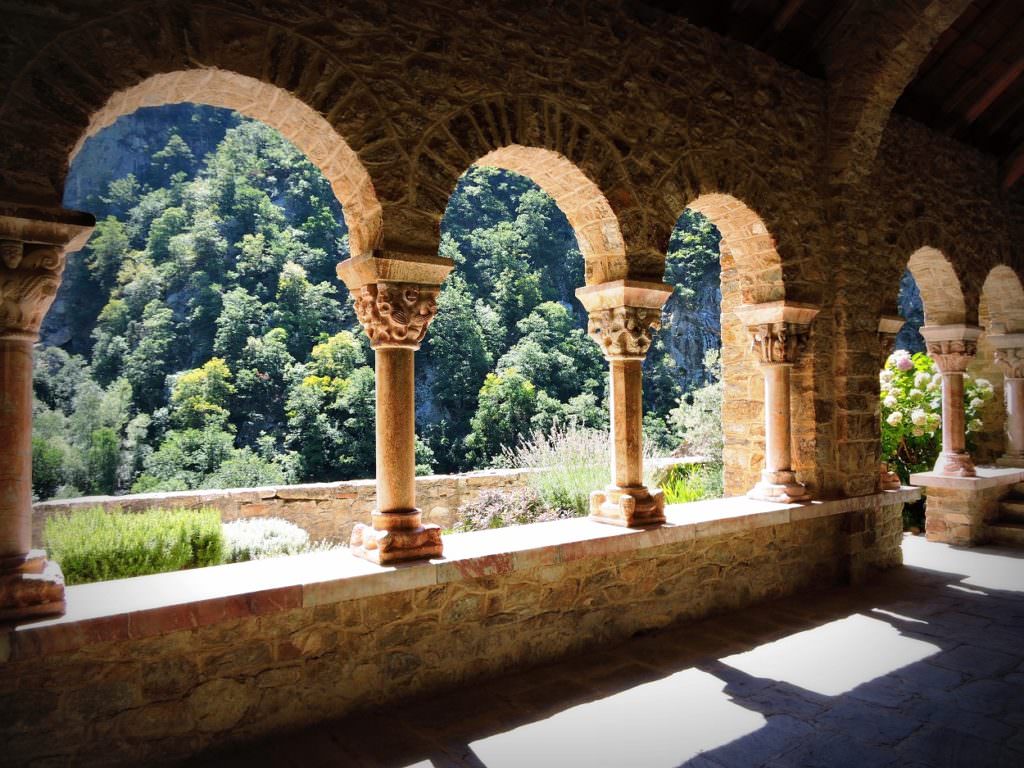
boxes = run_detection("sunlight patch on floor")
[902,535,1024,592]
[469,669,764,768]
[720,614,939,696]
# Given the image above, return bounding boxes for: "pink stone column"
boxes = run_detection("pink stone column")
[736,303,819,503]
[576,281,673,527]
[336,266,451,565]
[921,325,981,477]
[877,315,904,490]
[0,240,75,621]
[992,337,1024,468]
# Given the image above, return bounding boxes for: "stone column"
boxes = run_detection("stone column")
[920,325,982,477]
[576,280,672,527]
[991,334,1024,468]
[877,315,905,490]
[0,205,93,621]
[338,253,452,564]
[736,302,819,503]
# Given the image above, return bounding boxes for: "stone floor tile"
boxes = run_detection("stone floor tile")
[766,733,899,768]
[895,724,1016,768]
[698,714,814,768]
[929,644,1019,678]
[813,698,923,746]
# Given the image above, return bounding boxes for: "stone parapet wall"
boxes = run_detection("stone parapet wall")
[31,469,540,546]
[2,491,913,766]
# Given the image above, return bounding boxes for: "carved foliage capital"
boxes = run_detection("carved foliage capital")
[994,346,1024,380]
[354,282,439,349]
[587,305,662,359]
[0,242,65,337]
[749,321,810,365]
[927,339,976,374]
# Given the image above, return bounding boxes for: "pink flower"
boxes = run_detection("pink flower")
[896,355,914,371]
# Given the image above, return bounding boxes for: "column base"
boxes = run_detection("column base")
[748,471,811,503]
[934,451,976,477]
[996,454,1024,469]
[0,550,66,623]
[349,511,443,565]
[880,463,902,491]
[589,486,666,527]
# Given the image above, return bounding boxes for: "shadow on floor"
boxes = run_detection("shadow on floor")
[189,537,1024,768]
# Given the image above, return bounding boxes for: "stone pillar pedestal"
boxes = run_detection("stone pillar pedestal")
[0,205,93,621]
[736,302,819,503]
[878,315,905,490]
[991,334,1024,468]
[921,324,982,477]
[576,280,672,527]
[338,253,452,564]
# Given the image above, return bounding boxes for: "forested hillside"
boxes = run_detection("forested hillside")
[33,105,722,500]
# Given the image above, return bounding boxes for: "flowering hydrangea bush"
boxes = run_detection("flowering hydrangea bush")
[880,350,995,481]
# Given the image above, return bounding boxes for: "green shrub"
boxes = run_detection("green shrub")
[222,517,310,562]
[45,507,224,585]
[503,422,665,518]
[659,462,724,504]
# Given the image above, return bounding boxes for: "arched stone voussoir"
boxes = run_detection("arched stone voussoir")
[981,265,1024,334]
[0,4,398,257]
[411,96,643,284]
[906,245,968,327]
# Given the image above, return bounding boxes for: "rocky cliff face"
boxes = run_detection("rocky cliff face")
[661,260,722,392]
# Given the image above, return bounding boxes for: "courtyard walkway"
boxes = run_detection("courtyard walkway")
[194,535,1024,768]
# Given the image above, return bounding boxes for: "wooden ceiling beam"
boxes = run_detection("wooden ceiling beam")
[940,15,1024,125]
[1002,141,1024,190]
[982,78,1024,138]
[965,56,1024,124]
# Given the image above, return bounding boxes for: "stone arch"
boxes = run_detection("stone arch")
[907,246,967,326]
[662,194,788,498]
[823,0,971,184]
[470,145,626,286]
[0,3,399,259]
[70,70,382,257]
[980,265,1024,334]
[411,95,645,283]
[685,194,784,306]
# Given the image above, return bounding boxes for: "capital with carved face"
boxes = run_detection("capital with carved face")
[586,305,662,360]
[353,281,440,349]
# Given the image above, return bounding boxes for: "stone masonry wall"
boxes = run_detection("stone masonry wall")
[31,469,539,546]
[1,502,905,767]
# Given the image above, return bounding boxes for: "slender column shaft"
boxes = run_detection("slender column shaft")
[1004,378,1024,459]
[762,363,793,475]
[0,334,34,559]
[941,371,967,456]
[374,347,416,518]
[609,358,644,489]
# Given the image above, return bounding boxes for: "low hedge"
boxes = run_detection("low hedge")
[45,507,225,585]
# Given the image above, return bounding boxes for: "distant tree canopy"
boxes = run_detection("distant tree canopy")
[33,104,723,500]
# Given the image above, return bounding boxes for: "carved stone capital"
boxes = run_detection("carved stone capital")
[586,305,662,359]
[994,346,1024,379]
[353,281,440,349]
[919,325,981,374]
[926,338,977,374]
[748,321,811,365]
[0,243,65,338]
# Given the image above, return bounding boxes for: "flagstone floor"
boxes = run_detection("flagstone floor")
[192,535,1024,768]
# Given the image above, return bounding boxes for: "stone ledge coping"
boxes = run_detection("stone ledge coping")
[909,466,1024,490]
[1,488,918,663]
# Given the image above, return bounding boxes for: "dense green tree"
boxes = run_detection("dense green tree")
[466,369,539,466]
[124,300,177,412]
[213,287,267,364]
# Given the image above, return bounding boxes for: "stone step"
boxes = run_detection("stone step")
[988,521,1024,547]
[998,500,1024,523]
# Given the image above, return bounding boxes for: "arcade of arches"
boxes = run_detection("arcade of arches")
[1,1,1024,763]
